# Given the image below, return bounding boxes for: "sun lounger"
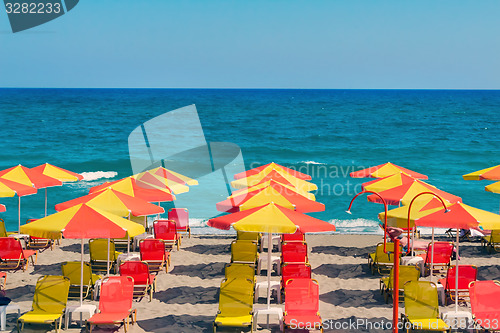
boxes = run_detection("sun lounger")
[168,208,191,238]
[401,281,450,332]
[368,242,401,275]
[419,242,454,276]
[89,239,122,274]
[438,265,477,304]
[237,231,261,242]
[281,242,309,265]
[0,219,15,237]
[153,220,181,251]
[281,230,305,243]
[230,240,259,266]
[17,275,70,333]
[481,229,500,253]
[119,261,156,302]
[284,278,323,332]
[214,278,254,332]
[87,276,137,333]
[281,263,311,291]
[0,237,37,271]
[139,239,170,273]
[224,263,256,283]
[25,219,53,251]
[380,265,420,303]
[469,280,500,331]
[61,262,101,300]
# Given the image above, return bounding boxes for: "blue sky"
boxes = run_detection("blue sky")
[1,1,500,89]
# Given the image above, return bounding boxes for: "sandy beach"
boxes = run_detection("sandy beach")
[2,233,499,333]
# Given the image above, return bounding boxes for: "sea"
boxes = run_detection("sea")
[1,89,500,235]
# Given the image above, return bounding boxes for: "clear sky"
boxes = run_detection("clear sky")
[1,0,500,89]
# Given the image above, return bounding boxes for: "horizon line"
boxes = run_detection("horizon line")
[1,87,500,91]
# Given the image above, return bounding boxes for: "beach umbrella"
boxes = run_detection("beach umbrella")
[55,188,164,217]
[231,169,317,192]
[362,173,431,193]
[366,179,461,206]
[90,177,175,202]
[414,202,496,313]
[20,203,145,305]
[133,169,189,195]
[216,183,325,213]
[208,203,335,309]
[149,166,199,186]
[350,162,428,179]
[463,165,500,180]
[0,204,5,213]
[230,180,316,200]
[32,163,83,216]
[233,162,312,180]
[0,165,62,232]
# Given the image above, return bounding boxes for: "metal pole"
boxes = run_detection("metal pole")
[267,232,272,309]
[430,227,435,279]
[80,239,84,306]
[18,197,21,233]
[107,238,110,277]
[393,238,400,333]
[45,188,48,217]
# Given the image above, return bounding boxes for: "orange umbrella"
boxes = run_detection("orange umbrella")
[55,188,164,217]
[216,182,325,213]
[0,165,62,232]
[350,162,428,179]
[32,163,83,216]
[233,162,312,180]
[90,177,175,202]
[0,204,5,213]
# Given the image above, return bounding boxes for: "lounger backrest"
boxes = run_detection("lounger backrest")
[285,278,319,313]
[140,239,166,261]
[491,230,500,242]
[61,262,92,285]
[445,265,477,290]
[282,230,305,242]
[282,242,307,254]
[236,231,260,242]
[231,240,257,262]
[389,265,420,289]
[0,219,8,237]
[0,237,23,257]
[218,278,253,316]
[225,263,255,280]
[403,281,439,320]
[89,239,117,261]
[154,220,177,238]
[469,280,500,315]
[168,208,189,229]
[99,276,134,313]
[282,263,311,286]
[424,242,454,265]
[120,261,150,285]
[375,242,398,264]
[32,275,70,314]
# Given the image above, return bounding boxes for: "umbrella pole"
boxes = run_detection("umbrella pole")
[18,197,21,233]
[80,239,84,306]
[455,228,459,312]
[267,232,272,310]
[411,227,415,256]
[107,238,110,277]
[127,213,131,255]
[45,188,48,217]
[430,227,435,279]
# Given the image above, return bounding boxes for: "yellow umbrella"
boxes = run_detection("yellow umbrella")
[463,165,500,181]
[230,180,316,200]
[230,169,317,192]
[486,181,500,194]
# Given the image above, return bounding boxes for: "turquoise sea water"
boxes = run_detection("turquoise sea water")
[1,89,500,234]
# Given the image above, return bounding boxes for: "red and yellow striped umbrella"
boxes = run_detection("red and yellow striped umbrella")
[231,169,317,192]
[233,162,312,180]
[350,162,428,179]
[90,177,175,202]
[463,165,500,181]
[133,169,189,195]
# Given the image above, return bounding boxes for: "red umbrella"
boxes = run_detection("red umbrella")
[350,162,428,179]
[0,204,5,213]
[233,162,312,180]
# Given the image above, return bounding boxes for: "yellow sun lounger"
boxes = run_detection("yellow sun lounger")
[17,275,70,333]
[380,265,420,303]
[368,242,402,275]
[214,278,254,332]
[89,239,122,274]
[401,281,450,332]
[481,230,500,253]
[230,240,259,266]
[225,263,256,283]
[61,262,101,300]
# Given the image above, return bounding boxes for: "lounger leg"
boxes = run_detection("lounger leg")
[188,227,191,238]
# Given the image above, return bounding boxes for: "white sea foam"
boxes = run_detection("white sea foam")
[80,171,118,181]
[300,161,325,165]
[329,218,383,234]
